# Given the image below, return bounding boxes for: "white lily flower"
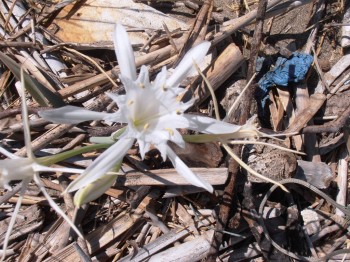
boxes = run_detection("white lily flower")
[39,24,246,194]
[0,72,84,259]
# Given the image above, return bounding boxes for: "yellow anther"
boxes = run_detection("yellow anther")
[143,123,150,130]
[165,128,174,136]
[176,109,182,115]
[127,100,134,106]
[162,85,168,91]
[139,83,145,88]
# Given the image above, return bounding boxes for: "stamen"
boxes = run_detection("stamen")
[144,123,150,130]
[165,128,174,136]
[139,83,145,88]
[176,109,182,115]
[128,100,134,106]
[162,85,168,91]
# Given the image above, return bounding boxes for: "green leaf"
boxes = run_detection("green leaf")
[37,143,110,166]
[0,52,65,107]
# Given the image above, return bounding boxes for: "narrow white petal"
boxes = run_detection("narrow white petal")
[137,140,150,159]
[39,106,110,124]
[114,24,137,81]
[20,69,34,159]
[153,66,167,89]
[32,164,84,174]
[103,111,127,123]
[2,179,29,260]
[166,145,213,193]
[74,174,118,208]
[153,114,191,130]
[66,138,134,193]
[169,129,185,148]
[105,92,126,107]
[0,147,19,159]
[156,143,167,161]
[33,174,83,239]
[142,130,169,147]
[166,41,211,87]
[137,65,150,87]
[0,158,35,185]
[119,74,139,93]
[183,114,241,134]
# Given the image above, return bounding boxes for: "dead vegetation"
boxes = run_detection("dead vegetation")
[0,0,350,261]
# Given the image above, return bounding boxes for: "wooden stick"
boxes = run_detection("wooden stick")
[191,43,244,106]
[58,45,173,98]
[336,147,348,217]
[118,228,191,262]
[117,167,228,186]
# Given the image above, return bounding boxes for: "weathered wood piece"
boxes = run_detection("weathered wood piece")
[342,1,350,48]
[336,147,348,217]
[243,141,297,183]
[285,93,326,134]
[118,229,191,262]
[301,209,321,236]
[148,230,214,262]
[170,142,223,168]
[315,54,350,93]
[191,43,244,106]
[0,205,43,246]
[295,160,333,189]
[116,167,228,186]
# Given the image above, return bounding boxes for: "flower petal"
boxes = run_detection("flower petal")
[166,41,211,88]
[166,145,213,192]
[183,114,242,134]
[2,179,30,260]
[138,139,150,159]
[156,142,167,161]
[105,92,126,108]
[39,106,110,124]
[153,66,167,90]
[74,174,119,208]
[136,65,150,87]
[114,24,137,81]
[0,158,35,188]
[66,138,134,193]
[0,146,19,159]
[169,129,185,148]
[19,70,34,159]
[33,174,83,238]
[32,164,84,174]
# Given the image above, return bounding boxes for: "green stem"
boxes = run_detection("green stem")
[37,143,110,166]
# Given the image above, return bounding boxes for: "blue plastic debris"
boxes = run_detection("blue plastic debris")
[257,52,313,108]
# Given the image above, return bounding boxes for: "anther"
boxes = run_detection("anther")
[165,128,174,136]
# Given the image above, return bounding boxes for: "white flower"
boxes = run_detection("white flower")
[39,24,245,194]
[0,74,84,258]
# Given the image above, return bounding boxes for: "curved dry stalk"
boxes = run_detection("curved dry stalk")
[65,47,119,89]
[197,63,289,192]
[221,143,288,192]
[228,140,305,155]
[224,73,256,122]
